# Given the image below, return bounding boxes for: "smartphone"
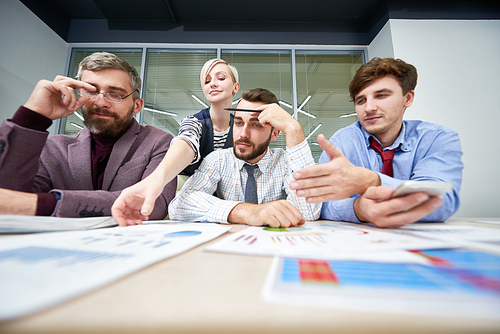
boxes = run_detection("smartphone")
[391,181,453,198]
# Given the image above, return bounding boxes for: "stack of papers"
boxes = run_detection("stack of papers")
[205,222,458,259]
[205,222,500,319]
[0,222,230,321]
[262,249,500,320]
[0,215,118,233]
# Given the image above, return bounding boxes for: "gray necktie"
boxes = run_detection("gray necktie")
[244,164,258,204]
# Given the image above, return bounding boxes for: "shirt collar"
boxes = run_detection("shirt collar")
[236,148,272,174]
[359,121,411,152]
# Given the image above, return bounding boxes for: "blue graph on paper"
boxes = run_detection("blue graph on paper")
[279,249,500,296]
[0,223,231,322]
[0,246,131,267]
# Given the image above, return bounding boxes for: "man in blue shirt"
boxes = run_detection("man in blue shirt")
[290,57,463,228]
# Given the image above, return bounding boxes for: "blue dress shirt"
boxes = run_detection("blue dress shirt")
[319,120,463,223]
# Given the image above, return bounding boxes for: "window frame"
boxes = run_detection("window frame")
[59,44,367,160]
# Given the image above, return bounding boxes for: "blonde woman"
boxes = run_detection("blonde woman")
[112,59,239,225]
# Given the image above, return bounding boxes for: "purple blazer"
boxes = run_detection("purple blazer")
[0,116,176,219]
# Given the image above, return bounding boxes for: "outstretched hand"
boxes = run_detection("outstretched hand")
[290,134,379,203]
[24,76,96,120]
[353,186,444,228]
[111,178,165,226]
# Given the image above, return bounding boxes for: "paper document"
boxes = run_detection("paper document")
[400,224,500,253]
[0,222,230,321]
[471,220,500,225]
[205,222,457,258]
[0,215,118,233]
[262,249,500,320]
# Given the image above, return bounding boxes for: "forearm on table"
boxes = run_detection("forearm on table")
[170,191,238,223]
[52,189,120,217]
[53,189,169,219]
[320,197,359,223]
[0,189,37,215]
[227,202,255,224]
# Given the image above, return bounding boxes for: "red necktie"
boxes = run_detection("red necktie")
[369,137,396,177]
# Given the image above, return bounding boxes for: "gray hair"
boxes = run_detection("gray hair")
[76,52,141,99]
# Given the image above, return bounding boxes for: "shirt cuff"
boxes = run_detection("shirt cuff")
[320,197,361,223]
[207,200,241,224]
[36,193,57,216]
[378,173,405,189]
[286,140,314,172]
[11,106,53,131]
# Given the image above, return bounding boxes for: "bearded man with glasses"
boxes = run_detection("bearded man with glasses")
[0,52,176,219]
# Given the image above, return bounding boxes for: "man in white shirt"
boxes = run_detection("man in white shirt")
[169,88,321,228]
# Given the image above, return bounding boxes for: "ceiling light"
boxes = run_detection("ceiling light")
[74,111,84,121]
[298,109,317,119]
[70,122,83,130]
[339,113,357,118]
[279,99,316,119]
[279,100,292,109]
[191,95,208,108]
[144,107,178,117]
[232,98,241,106]
[305,123,322,140]
[298,95,311,110]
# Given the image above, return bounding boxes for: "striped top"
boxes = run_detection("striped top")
[171,115,230,165]
[213,127,230,149]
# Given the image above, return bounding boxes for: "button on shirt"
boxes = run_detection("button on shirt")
[319,121,463,223]
[169,140,322,224]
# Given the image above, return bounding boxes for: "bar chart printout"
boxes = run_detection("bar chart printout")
[262,249,500,320]
[0,222,230,321]
[206,223,456,258]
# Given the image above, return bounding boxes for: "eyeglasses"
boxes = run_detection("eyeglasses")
[78,88,138,103]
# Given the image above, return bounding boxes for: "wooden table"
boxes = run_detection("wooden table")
[1,219,500,333]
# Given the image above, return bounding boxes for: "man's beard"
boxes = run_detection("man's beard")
[233,132,272,162]
[82,107,134,137]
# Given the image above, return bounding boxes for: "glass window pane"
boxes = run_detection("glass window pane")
[295,52,364,162]
[60,49,143,136]
[141,49,217,135]
[221,50,292,150]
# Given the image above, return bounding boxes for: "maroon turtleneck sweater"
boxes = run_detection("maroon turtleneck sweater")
[11,106,121,215]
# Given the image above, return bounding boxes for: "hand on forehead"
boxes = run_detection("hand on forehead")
[234,110,265,126]
[234,100,269,125]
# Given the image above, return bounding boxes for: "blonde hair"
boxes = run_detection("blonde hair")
[200,59,239,87]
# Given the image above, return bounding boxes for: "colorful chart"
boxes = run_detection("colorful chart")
[0,223,231,321]
[330,230,369,235]
[263,226,312,232]
[279,249,500,295]
[270,234,326,246]
[233,234,257,245]
[164,230,202,238]
[206,224,455,258]
[0,246,130,265]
